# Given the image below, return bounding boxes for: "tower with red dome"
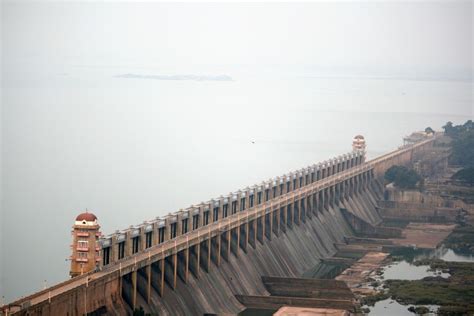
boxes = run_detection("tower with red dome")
[70,211,101,277]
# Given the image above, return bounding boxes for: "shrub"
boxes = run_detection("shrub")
[385,165,421,189]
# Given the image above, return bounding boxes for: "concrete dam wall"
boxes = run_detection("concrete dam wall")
[123,180,384,315]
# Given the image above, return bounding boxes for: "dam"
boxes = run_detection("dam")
[1,135,437,316]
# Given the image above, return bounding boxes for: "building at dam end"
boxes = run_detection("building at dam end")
[70,212,102,277]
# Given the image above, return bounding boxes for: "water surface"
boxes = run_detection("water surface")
[369,299,438,316]
[438,248,474,263]
[382,261,450,281]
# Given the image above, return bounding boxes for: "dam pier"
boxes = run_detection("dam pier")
[1,135,439,315]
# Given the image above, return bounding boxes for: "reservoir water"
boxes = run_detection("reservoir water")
[2,65,473,302]
[370,299,438,316]
[381,260,450,281]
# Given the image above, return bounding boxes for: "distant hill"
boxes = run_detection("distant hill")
[115,73,233,81]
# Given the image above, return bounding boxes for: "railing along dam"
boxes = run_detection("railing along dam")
[2,136,436,316]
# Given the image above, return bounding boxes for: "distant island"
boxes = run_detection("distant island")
[115,73,233,81]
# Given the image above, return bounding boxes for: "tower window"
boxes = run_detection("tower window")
[77,240,88,249]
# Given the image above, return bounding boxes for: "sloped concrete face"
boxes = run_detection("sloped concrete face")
[126,182,383,315]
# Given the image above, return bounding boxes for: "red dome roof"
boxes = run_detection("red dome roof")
[76,212,97,222]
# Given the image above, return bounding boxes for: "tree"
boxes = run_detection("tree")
[384,165,403,183]
[444,120,474,168]
[443,120,473,140]
[451,133,474,167]
[463,120,473,130]
[452,168,474,186]
[425,127,434,135]
[384,165,421,189]
[443,121,454,135]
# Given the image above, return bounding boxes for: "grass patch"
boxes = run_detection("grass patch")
[360,292,390,306]
[381,260,474,315]
[386,279,474,306]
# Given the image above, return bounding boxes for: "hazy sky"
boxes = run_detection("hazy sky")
[2,1,473,78]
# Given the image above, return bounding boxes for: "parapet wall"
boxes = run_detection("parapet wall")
[9,274,126,316]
